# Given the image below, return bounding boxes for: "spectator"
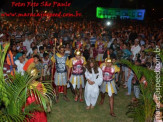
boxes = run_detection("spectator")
[131,39,141,61]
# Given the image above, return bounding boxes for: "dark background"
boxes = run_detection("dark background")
[0,0,163,19]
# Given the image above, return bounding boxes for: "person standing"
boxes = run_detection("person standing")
[51,46,69,102]
[72,38,86,54]
[42,53,51,81]
[95,38,107,65]
[99,56,120,117]
[23,34,34,52]
[68,49,87,102]
[14,53,26,75]
[84,58,103,109]
[6,49,17,76]
[131,39,141,61]
[126,68,134,95]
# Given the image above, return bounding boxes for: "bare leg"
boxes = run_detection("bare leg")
[109,95,116,117]
[74,88,78,101]
[63,86,69,101]
[99,92,105,105]
[79,85,83,102]
[56,86,59,103]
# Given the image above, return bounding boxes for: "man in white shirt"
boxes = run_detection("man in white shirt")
[23,34,34,52]
[131,39,141,60]
[14,53,26,75]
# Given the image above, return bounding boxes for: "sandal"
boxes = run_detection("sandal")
[79,98,84,102]
[74,96,78,102]
[110,113,116,117]
[90,106,94,109]
[86,106,90,110]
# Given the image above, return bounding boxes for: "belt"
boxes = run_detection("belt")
[72,73,83,76]
[57,71,67,73]
[103,79,113,82]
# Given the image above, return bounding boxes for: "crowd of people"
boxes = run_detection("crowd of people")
[0,18,162,121]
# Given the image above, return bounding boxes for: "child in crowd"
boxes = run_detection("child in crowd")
[33,55,43,81]
[14,53,26,75]
[39,46,44,58]
[42,53,51,81]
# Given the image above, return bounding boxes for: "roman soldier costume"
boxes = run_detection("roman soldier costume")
[51,46,69,102]
[68,49,86,102]
[95,39,107,64]
[99,52,120,117]
[69,50,86,89]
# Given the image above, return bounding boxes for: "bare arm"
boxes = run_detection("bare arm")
[67,67,72,81]
[66,65,69,80]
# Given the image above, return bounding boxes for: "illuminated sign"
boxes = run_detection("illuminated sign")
[96,7,145,20]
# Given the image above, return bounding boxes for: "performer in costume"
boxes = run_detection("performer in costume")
[51,42,64,93]
[68,49,87,102]
[72,38,86,54]
[23,55,43,81]
[95,38,107,65]
[24,60,48,122]
[51,45,69,102]
[84,58,103,109]
[99,52,120,117]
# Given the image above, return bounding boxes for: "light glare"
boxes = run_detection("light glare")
[106,21,111,26]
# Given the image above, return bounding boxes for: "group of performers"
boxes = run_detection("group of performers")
[50,42,120,117]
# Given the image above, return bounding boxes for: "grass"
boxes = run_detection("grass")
[47,86,133,122]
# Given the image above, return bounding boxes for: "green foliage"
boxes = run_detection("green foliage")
[0,43,54,121]
[0,43,10,107]
[0,72,54,122]
[117,59,162,122]
[145,48,163,64]
[127,97,145,122]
